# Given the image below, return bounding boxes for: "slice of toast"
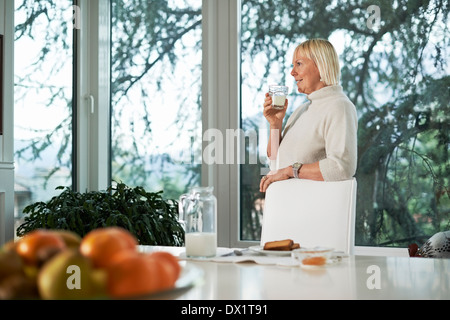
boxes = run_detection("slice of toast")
[263,239,294,251]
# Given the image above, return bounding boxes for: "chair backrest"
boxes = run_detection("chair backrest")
[260,178,357,254]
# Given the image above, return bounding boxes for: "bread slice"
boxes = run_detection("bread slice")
[264,239,294,251]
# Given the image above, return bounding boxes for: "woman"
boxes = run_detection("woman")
[260,38,357,192]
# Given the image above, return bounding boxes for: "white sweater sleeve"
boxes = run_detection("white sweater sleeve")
[318,100,358,181]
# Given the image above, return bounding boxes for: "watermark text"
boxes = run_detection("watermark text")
[366,5,381,31]
[366,265,381,289]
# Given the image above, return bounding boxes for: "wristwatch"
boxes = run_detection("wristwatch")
[292,162,303,179]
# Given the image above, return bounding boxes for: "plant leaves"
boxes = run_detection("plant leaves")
[17,181,185,246]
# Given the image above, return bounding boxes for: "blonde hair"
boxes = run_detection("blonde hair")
[294,39,340,86]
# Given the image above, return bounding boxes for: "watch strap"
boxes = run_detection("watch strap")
[293,162,303,179]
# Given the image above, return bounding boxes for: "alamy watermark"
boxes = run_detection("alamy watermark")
[165,128,278,176]
[366,265,381,290]
[66,265,82,290]
[366,5,381,31]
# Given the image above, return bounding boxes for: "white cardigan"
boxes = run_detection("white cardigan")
[270,85,358,181]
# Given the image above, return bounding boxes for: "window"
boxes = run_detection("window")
[239,0,449,247]
[14,1,74,224]
[110,0,202,200]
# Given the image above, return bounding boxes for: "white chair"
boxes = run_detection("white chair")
[260,178,357,254]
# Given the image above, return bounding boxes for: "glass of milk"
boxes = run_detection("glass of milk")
[269,85,289,110]
[179,186,217,258]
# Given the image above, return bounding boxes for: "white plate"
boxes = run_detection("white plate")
[248,245,293,256]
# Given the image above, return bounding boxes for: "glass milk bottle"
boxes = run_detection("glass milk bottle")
[179,186,217,258]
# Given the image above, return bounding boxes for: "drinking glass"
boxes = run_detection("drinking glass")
[269,85,289,110]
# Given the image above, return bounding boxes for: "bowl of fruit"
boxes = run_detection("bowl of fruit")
[0,227,197,300]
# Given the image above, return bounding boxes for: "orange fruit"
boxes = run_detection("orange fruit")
[79,227,138,269]
[149,251,181,281]
[146,256,177,291]
[16,229,67,266]
[106,251,175,298]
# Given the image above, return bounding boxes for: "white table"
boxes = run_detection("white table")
[139,246,450,300]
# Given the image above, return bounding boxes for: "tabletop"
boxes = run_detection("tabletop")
[139,246,450,300]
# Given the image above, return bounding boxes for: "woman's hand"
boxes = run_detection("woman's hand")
[259,167,292,193]
[263,93,288,127]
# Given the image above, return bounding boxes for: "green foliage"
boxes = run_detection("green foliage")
[16,182,185,246]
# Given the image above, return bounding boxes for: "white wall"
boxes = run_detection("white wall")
[0,0,15,245]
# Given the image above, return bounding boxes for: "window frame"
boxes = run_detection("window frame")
[202,0,245,248]
[0,0,14,244]
[75,0,111,193]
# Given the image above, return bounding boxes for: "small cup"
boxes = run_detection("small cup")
[291,247,333,268]
[269,85,288,110]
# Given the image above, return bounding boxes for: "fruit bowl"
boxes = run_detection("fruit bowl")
[291,247,334,268]
[0,227,197,300]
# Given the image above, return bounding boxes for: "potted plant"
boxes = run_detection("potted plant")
[16,182,185,246]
